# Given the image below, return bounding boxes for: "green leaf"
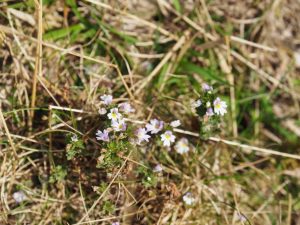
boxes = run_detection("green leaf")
[7,0,34,9]
[178,61,228,84]
[66,140,84,160]
[98,21,138,45]
[136,166,158,188]
[173,0,182,13]
[156,63,169,88]
[49,165,67,183]
[44,24,85,41]
[102,200,115,214]
[65,0,84,21]
[65,0,76,7]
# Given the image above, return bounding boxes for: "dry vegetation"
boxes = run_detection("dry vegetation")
[1,0,300,224]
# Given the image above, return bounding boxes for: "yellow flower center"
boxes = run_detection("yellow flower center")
[180,143,187,148]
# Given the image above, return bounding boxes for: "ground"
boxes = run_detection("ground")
[0,0,300,224]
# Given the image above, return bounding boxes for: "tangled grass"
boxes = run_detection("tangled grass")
[1,0,300,224]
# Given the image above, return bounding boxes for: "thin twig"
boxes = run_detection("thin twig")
[83,0,178,41]
[0,103,18,159]
[47,105,300,160]
[175,128,300,160]
[134,32,189,95]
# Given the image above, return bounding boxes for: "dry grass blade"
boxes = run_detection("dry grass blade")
[0,25,116,68]
[83,0,178,41]
[174,128,300,160]
[134,32,188,95]
[0,104,18,160]
[30,0,43,128]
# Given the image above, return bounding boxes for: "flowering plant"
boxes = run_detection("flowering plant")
[93,84,227,172]
[191,84,227,138]
[96,96,186,148]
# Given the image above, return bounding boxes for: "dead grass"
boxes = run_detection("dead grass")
[1,0,300,224]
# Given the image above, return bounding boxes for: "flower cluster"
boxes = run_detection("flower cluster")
[96,95,190,152]
[96,95,136,143]
[190,83,228,138]
[96,86,226,147]
[191,83,227,117]
[95,87,226,156]
[136,119,182,148]
[183,192,196,205]
[94,84,227,204]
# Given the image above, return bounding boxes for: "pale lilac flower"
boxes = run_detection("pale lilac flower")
[153,164,163,173]
[146,119,164,134]
[237,213,247,222]
[111,222,120,225]
[191,99,202,109]
[118,102,135,114]
[170,120,181,128]
[206,107,214,116]
[213,97,227,116]
[96,129,110,142]
[100,94,113,105]
[183,192,195,205]
[13,191,27,203]
[71,134,78,142]
[175,138,190,154]
[111,119,127,132]
[107,108,122,121]
[98,107,107,115]
[135,128,151,144]
[161,130,176,147]
[202,83,213,92]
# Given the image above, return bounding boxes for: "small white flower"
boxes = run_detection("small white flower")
[107,108,122,121]
[206,107,214,116]
[170,120,181,128]
[153,164,163,173]
[71,134,78,142]
[191,99,202,109]
[160,130,176,147]
[202,83,213,92]
[175,138,190,154]
[146,119,164,134]
[183,192,195,205]
[206,101,211,108]
[98,108,107,115]
[135,128,151,144]
[111,119,127,132]
[96,129,110,142]
[118,102,135,114]
[13,191,27,203]
[111,222,120,225]
[100,94,113,105]
[213,97,227,116]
